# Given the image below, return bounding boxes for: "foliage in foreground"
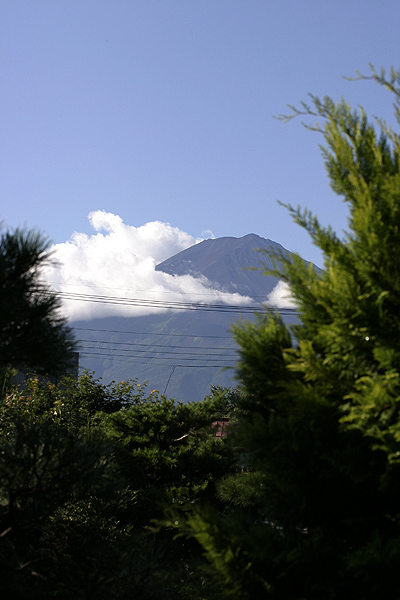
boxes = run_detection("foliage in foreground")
[0,373,238,599]
[173,65,400,599]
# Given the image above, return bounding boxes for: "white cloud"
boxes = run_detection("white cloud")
[201,229,215,239]
[267,281,297,309]
[44,211,253,321]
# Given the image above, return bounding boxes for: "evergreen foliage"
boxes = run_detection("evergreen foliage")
[0,226,75,382]
[177,65,400,598]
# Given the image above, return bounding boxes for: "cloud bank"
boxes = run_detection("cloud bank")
[44,211,253,321]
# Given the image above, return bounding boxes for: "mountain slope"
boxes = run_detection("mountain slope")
[72,234,299,402]
[155,233,288,298]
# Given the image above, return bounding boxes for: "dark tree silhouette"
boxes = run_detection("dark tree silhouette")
[0,226,75,378]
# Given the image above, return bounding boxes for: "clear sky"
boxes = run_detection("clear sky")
[1,0,399,294]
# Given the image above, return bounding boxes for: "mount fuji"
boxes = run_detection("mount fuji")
[71,234,303,402]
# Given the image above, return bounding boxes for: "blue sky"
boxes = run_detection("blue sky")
[1,0,399,277]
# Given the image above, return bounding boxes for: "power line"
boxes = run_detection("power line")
[72,308,297,341]
[77,339,237,358]
[59,290,299,315]
[76,334,239,371]
[79,350,234,365]
[60,291,258,312]
[49,279,272,300]
[70,296,298,372]
[77,337,237,352]
[78,346,236,359]
[73,326,233,339]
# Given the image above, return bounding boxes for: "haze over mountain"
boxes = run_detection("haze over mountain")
[71,231,300,402]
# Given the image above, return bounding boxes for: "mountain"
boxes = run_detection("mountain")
[72,234,300,403]
[155,233,290,299]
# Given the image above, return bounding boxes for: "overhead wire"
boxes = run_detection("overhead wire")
[77,337,237,352]
[79,350,234,364]
[58,290,299,315]
[60,291,262,313]
[74,326,233,339]
[48,279,275,300]
[78,346,236,360]
[62,290,298,371]
[77,337,238,366]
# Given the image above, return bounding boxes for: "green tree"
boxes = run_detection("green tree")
[0,394,118,599]
[0,374,238,599]
[100,385,236,520]
[177,66,400,599]
[96,385,238,599]
[0,226,75,382]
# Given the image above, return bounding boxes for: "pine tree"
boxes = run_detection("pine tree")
[180,66,400,599]
[0,226,75,381]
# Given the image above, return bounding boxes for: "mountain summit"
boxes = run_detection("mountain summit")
[155,234,289,299]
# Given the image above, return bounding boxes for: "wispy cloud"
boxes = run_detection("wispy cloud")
[44,211,253,320]
[201,229,215,239]
[267,281,297,309]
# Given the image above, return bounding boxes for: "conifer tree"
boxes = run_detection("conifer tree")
[179,66,400,599]
[0,226,75,381]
